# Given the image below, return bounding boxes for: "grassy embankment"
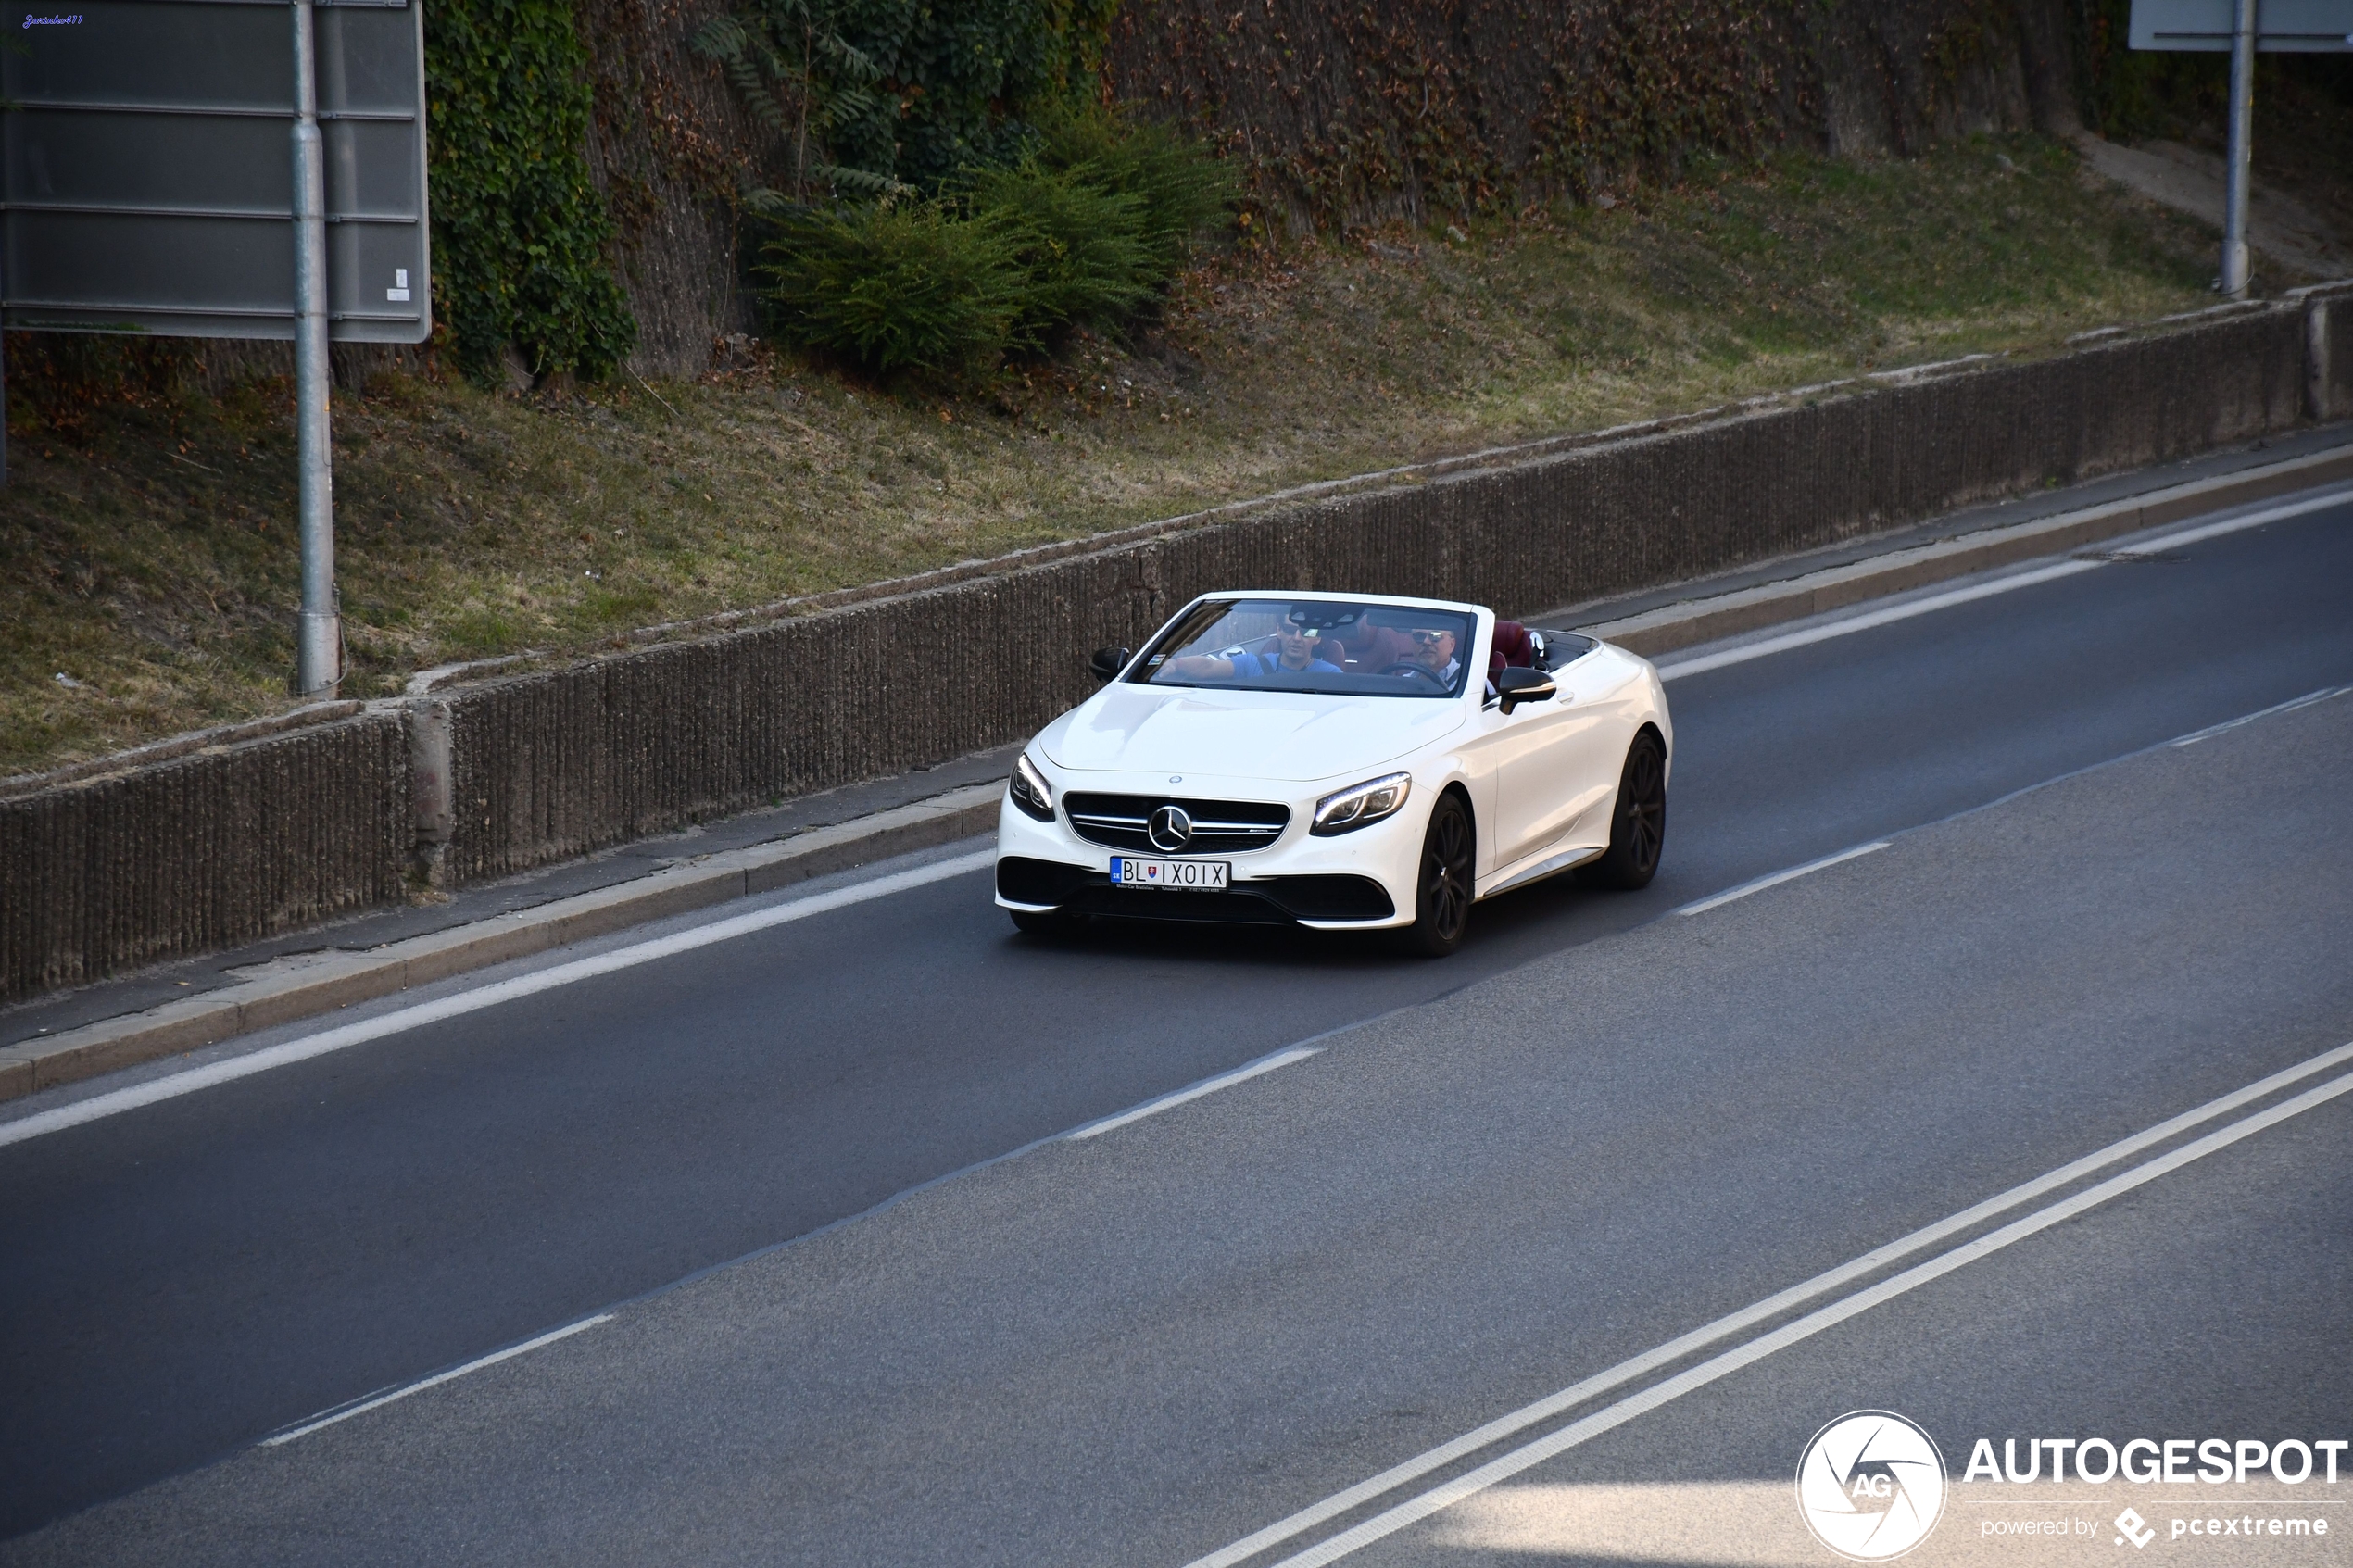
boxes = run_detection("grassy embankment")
[0,134,2287,777]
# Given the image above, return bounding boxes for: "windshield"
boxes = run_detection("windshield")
[1133,599,1478,698]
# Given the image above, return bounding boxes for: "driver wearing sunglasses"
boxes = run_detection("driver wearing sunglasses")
[1402,623,1461,684]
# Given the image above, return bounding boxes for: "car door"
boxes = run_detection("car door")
[1491,646,1629,873]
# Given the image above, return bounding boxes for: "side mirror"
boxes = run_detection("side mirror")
[1089,646,1130,683]
[1495,666,1556,713]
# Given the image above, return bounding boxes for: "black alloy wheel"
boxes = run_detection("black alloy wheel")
[1579,730,1667,890]
[1407,792,1475,956]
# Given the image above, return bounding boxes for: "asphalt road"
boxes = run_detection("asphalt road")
[1340,1091,2353,1568]
[1,487,2348,1558]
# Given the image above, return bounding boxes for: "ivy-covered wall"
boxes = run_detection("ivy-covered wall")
[1101,0,2081,231]
[426,0,639,383]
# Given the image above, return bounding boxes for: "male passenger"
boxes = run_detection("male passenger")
[1163,617,1343,681]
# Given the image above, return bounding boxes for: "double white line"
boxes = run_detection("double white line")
[1185,1040,2353,1568]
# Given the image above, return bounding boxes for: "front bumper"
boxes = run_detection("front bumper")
[993,770,1426,930]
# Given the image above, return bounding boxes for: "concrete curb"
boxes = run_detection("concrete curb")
[1576,441,2353,656]
[5,439,2348,1108]
[0,784,1003,1104]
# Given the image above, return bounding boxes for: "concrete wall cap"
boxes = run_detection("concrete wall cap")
[0,700,364,802]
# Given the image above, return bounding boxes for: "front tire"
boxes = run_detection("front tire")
[1579,730,1667,890]
[1404,792,1475,956]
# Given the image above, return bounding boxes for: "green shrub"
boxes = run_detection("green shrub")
[1035,104,1237,271]
[971,161,1158,350]
[757,107,1231,380]
[758,201,1025,376]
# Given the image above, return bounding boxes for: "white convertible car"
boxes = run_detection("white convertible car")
[993,591,1672,954]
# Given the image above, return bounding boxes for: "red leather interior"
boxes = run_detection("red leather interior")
[1488,621,1535,682]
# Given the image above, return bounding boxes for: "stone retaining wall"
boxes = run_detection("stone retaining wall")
[1,713,409,1000]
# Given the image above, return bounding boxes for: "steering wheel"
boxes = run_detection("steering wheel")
[1378,663,1447,687]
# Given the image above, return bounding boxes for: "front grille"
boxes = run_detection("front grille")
[1063,793,1290,855]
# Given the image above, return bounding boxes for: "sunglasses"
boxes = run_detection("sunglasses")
[1408,629,1453,644]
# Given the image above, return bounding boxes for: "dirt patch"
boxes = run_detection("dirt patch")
[2074,133,2348,279]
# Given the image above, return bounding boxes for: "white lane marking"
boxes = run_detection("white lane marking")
[262,1313,613,1447]
[251,1043,1329,1449]
[2134,485,2353,552]
[1656,483,2353,682]
[2171,684,2350,746]
[1659,558,2100,680]
[0,849,999,1151]
[1180,1038,2353,1568]
[1068,1046,1323,1141]
[1249,1063,2353,1568]
[1672,842,1888,917]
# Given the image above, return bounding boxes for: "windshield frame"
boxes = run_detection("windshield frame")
[1125,596,1486,700]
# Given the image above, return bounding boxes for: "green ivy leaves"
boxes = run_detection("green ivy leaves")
[701,0,1117,200]
[427,0,636,385]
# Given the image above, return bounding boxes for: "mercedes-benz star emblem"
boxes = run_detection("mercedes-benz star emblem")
[1147,804,1193,852]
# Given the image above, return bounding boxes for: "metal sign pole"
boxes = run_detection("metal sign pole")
[290,0,340,694]
[2219,0,2257,296]
[2132,1,2353,292]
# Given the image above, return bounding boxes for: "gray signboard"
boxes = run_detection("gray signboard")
[0,0,429,341]
[2130,0,2353,49]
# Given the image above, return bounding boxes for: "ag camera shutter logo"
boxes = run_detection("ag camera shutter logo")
[1796,1410,1948,1560]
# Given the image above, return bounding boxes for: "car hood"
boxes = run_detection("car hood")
[1038,684,1463,783]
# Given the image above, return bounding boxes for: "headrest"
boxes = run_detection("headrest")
[1489,621,1534,678]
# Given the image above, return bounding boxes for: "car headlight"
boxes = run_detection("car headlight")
[1311,771,1412,835]
[1009,752,1056,822]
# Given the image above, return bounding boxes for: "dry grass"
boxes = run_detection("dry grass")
[0,132,2274,777]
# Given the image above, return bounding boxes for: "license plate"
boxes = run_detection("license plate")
[1109,856,1230,890]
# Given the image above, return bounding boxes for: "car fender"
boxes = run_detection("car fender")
[1407,750,1494,880]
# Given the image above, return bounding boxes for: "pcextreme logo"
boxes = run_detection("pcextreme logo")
[1797,1410,1949,1561]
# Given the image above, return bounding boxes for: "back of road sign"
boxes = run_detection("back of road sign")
[0,0,430,342]
[2130,0,2353,50]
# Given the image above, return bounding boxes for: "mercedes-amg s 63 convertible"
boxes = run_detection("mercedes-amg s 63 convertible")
[993,591,1672,955]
